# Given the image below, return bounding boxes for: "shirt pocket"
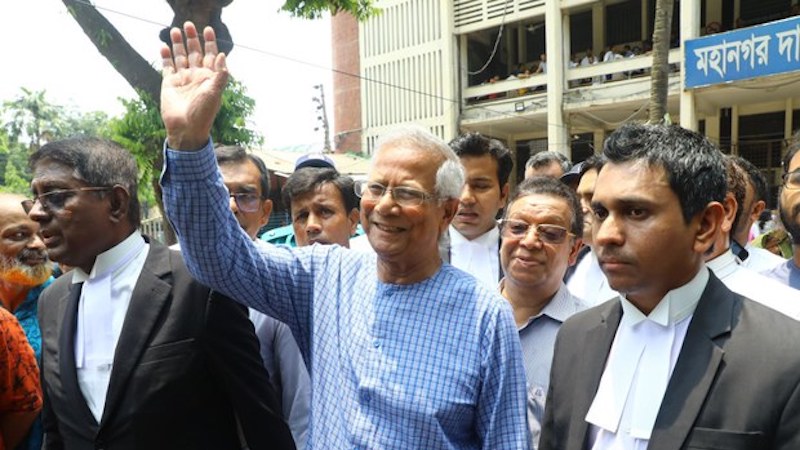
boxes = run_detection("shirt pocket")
[685,427,765,449]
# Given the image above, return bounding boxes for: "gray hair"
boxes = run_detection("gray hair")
[373,125,465,201]
[525,150,572,173]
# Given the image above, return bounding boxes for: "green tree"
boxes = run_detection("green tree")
[280,0,378,20]
[3,88,65,150]
[63,0,377,106]
[1,89,113,192]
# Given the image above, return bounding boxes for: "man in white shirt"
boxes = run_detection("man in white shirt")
[498,176,587,449]
[27,137,294,449]
[445,132,512,289]
[730,156,787,272]
[565,156,617,306]
[704,155,800,320]
[541,124,800,450]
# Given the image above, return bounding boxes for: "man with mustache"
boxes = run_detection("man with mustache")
[541,124,800,450]
[498,176,587,449]
[0,193,52,450]
[765,133,800,289]
[446,132,512,289]
[703,156,800,319]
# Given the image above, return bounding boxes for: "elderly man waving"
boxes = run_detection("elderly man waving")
[159,22,529,449]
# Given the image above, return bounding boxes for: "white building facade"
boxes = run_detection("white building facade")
[340,0,800,198]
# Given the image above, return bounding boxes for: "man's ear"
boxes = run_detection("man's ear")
[108,185,131,224]
[720,193,737,234]
[693,201,726,254]
[499,183,510,208]
[567,237,583,266]
[348,208,360,236]
[750,199,766,224]
[258,199,273,228]
[440,198,459,234]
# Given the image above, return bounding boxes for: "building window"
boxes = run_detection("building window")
[607,0,642,46]
[739,111,785,208]
[570,10,593,56]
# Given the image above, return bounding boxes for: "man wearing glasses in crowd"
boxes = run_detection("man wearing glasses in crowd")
[765,132,800,289]
[214,144,311,448]
[158,22,529,450]
[26,137,293,449]
[498,176,587,449]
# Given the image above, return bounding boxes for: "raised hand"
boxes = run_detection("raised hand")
[160,21,229,151]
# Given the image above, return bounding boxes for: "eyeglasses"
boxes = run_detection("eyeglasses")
[229,192,262,213]
[354,180,435,207]
[22,187,113,213]
[499,219,574,244]
[782,170,800,190]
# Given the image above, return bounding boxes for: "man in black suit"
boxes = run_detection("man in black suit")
[26,137,294,450]
[540,124,800,450]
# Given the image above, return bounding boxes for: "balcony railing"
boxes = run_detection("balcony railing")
[464,48,681,105]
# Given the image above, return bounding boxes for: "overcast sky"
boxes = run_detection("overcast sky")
[3,0,335,149]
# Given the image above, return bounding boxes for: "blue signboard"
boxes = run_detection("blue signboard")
[685,16,800,88]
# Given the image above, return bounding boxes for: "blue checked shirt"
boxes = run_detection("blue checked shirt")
[161,141,530,449]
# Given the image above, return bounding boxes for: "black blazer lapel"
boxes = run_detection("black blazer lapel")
[98,243,172,427]
[649,274,734,450]
[567,301,622,450]
[57,279,99,427]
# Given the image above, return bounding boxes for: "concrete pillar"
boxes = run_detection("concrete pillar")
[593,130,605,155]
[705,111,721,144]
[546,0,570,157]
[562,14,571,71]
[786,99,795,158]
[731,105,740,155]
[592,2,604,55]
[680,0,701,130]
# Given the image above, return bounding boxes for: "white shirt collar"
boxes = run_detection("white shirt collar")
[448,224,499,248]
[705,248,740,280]
[72,232,146,283]
[619,267,709,327]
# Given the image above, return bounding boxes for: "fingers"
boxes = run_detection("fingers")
[160,45,176,74]
[184,22,203,67]
[203,26,220,69]
[170,26,188,69]
[161,21,225,74]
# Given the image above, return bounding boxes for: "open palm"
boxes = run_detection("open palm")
[160,22,229,150]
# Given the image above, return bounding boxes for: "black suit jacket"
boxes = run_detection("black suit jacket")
[38,241,295,450]
[540,272,800,450]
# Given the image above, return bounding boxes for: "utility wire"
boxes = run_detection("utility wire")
[75,0,687,138]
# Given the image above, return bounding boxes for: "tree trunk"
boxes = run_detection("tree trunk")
[62,0,162,104]
[649,0,674,125]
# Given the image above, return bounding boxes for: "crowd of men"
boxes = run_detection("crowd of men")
[2,21,800,450]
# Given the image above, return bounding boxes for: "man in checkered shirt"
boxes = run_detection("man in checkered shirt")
[158,22,529,449]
